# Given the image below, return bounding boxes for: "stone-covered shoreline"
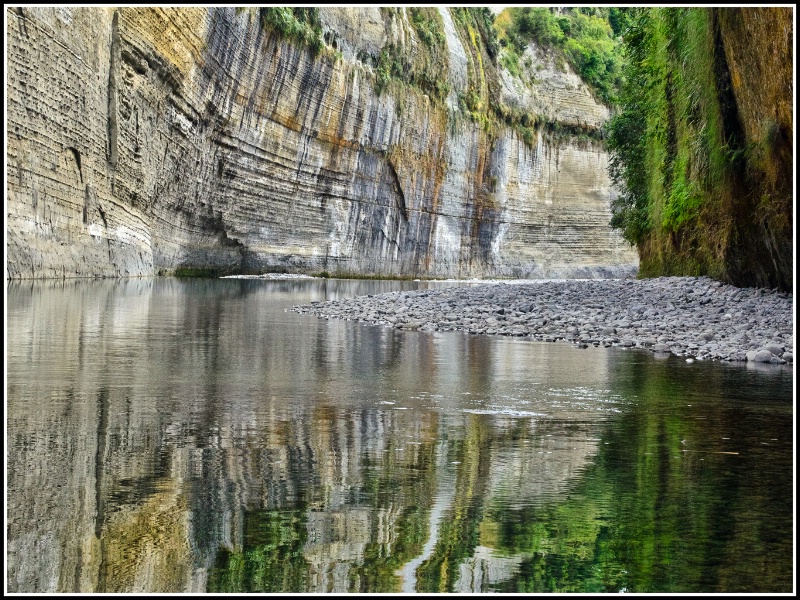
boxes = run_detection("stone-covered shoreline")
[292,276,794,365]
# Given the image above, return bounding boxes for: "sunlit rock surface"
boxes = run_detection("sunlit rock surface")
[6,7,637,280]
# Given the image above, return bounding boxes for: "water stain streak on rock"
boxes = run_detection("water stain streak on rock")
[6,7,637,280]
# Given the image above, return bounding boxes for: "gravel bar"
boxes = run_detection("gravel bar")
[291,276,794,365]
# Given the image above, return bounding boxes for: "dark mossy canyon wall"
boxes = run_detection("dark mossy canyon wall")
[716,8,793,290]
[6,7,637,280]
[608,7,792,291]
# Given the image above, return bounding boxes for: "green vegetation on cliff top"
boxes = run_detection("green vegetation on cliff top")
[495,7,627,106]
[375,7,450,102]
[255,7,618,148]
[258,7,325,56]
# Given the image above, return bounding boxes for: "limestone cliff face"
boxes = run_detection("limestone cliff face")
[6,7,637,280]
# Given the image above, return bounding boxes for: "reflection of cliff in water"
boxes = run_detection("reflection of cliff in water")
[7,279,616,593]
[7,393,603,592]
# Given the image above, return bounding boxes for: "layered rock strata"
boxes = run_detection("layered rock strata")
[6,7,637,280]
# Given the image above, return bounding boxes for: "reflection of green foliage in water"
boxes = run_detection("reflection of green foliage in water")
[415,416,491,592]
[486,470,622,592]
[347,439,438,592]
[203,359,791,593]
[415,503,483,592]
[489,357,793,593]
[207,510,310,593]
[602,358,792,593]
[347,505,430,592]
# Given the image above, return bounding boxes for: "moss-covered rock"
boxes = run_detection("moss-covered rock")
[607,7,792,290]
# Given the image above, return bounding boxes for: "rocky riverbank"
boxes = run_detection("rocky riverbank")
[292,276,794,365]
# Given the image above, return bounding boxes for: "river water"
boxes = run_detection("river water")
[6,278,794,593]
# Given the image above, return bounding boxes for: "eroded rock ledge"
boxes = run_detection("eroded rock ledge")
[292,276,793,365]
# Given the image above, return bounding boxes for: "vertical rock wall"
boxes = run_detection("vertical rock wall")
[7,7,153,279]
[6,7,637,280]
[716,7,793,290]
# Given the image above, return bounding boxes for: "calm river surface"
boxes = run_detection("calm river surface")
[6,278,794,593]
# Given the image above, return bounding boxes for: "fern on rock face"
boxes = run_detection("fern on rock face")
[258,7,325,56]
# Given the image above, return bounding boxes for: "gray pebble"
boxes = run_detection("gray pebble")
[751,349,775,363]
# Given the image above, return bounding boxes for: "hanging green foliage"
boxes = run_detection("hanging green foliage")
[496,7,625,105]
